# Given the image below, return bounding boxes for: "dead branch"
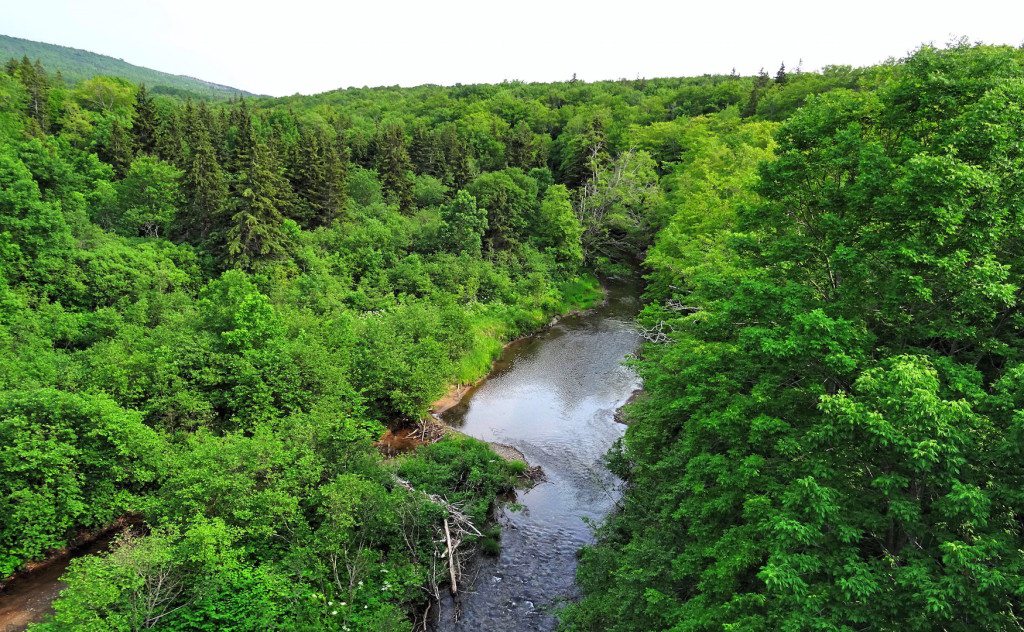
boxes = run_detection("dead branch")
[444,518,458,595]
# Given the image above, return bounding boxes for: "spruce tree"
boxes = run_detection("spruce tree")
[373,122,414,212]
[504,121,536,169]
[155,108,184,167]
[288,123,347,228]
[775,62,788,84]
[227,99,255,176]
[742,68,772,118]
[14,57,49,132]
[437,124,473,189]
[101,119,135,177]
[226,142,294,270]
[177,117,228,243]
[409,123,445,177]
[131,84,159,155]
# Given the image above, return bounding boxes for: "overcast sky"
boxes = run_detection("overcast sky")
[4,0,1023,96]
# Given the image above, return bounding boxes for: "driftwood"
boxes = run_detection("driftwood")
[394,476,481,611]
[443,518,457,594]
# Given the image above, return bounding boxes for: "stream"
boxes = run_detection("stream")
[437,278,642,631]
[0,280,641,632]
[0,529,121,632]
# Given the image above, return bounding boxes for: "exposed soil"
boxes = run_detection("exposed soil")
[0,518,136,632]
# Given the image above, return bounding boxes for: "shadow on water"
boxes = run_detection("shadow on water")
[438,278,642,631]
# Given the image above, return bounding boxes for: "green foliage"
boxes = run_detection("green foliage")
[438,189,487,255]
[8,41,1005,631]
[225,143,295,270]
[534,184,583,270]
[397,436,522,524]
[0,390,163,578]
[0,53,618,630]
[0,33,254,99]
[100,155,181,237]
[467,168,535,251]
[567,43,1024,631]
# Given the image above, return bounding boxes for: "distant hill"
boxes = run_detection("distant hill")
[0,33,256,99]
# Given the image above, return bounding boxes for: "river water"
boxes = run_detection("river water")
[0,281,640,632]
[438,279,641,631]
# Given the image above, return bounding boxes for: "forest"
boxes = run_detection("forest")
[1,39,1024,630]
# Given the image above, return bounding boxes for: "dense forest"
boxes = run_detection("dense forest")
[1,38,1023,630]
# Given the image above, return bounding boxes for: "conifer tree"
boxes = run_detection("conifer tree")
[775,62,788,84]
[13,56,49,132]
[437,124,473,189]
[101,119,135,178]
[288,123,347,227]
[504,121,536,169]
[155,107,183,167]
[131,84,159,155]
[177,116,227,243]
[226,142,294,270]
[742,68,772,117]
[196,101,221,151]
[556,114,608,188]
[227,99,255,176]
[408,123,438,176]
[373,122,414,212]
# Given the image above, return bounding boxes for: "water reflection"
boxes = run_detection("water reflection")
[439,279,641,631]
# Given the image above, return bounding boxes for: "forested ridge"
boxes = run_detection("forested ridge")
[0,34,254,100]
[1,39,1022,631]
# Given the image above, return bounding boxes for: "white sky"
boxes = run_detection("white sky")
[4,0,1024,97]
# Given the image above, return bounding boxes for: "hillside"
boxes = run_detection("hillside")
[0,33,255,98]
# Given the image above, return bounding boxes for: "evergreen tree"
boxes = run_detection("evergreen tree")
[226,142,294,270]
[775,62,788,84]
[154,107,183,167]
[177,115,227,243]
[504,121,537,169]
[13,56,49,132]
[227,98,256,176]
[437,124,473,190]
[373,122,414,212]
[742,67,772,117]
[409,123,444,177]
[101,118,135,178]
[556,113,608,188]
[131,84,159,155]
[288,123,347,228]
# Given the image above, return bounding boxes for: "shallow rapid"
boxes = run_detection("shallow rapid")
[438,279,641,631]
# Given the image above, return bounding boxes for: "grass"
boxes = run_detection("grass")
[448,273,603,387]
[556,275,603,312]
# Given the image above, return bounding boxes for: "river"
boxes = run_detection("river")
[437,278,642,631]
[0,280,641,632]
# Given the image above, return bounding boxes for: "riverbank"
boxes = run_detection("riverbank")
[435,277,642,631]
[0,517,137,631]
[379,276,606,460]
[432,278,607,418]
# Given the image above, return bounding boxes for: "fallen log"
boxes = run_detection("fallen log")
[444,518,457,595]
